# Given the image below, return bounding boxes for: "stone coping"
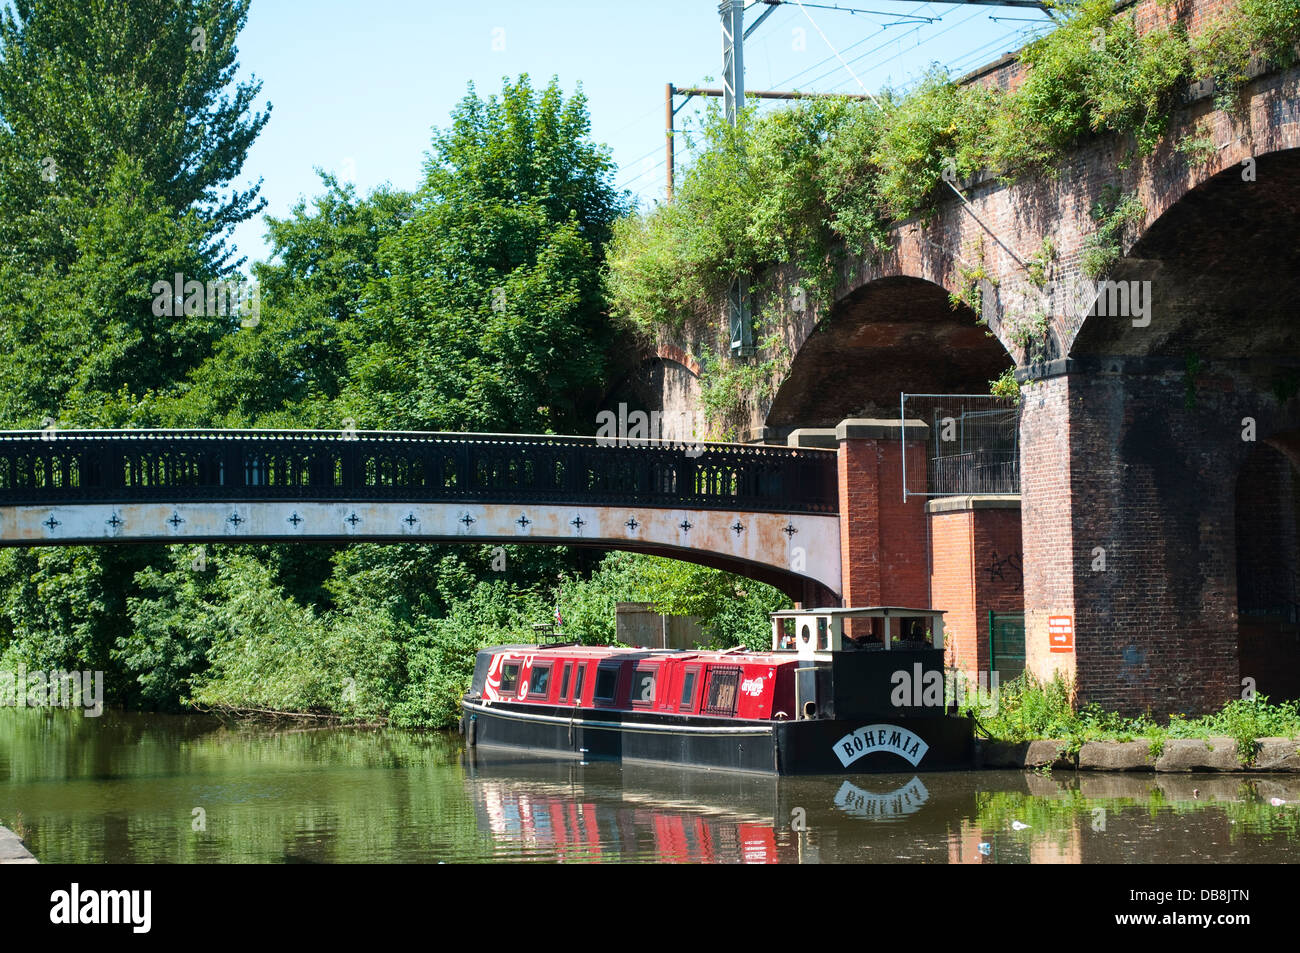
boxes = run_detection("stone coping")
[0,826,37,864]
[835,418,929,442]
[786,428,838,449]
[976,737,1300,772]
[924,494,1021,514]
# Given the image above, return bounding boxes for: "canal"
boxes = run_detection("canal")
[1,710,1297,863]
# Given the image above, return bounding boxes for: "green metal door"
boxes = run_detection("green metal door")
[989,611,1026,681]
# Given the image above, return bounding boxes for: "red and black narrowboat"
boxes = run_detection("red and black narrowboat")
[460,606,974,775]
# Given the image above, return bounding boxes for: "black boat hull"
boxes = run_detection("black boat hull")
[460,698,974,775]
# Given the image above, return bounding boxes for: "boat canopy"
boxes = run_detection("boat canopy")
[769,606,946,657]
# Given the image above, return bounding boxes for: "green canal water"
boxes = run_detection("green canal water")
[1,709,1297,863]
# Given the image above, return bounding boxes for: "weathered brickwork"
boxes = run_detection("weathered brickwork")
[928,498,1024,677]
[1231,444,1300,701]
[837,421,929,611]
[1018,376,1077,687]
[929,510,978,669]
[639,0,1300,713]
[1020,362,1300,713]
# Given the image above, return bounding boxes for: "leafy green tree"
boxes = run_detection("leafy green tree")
[344,75,627,434]
[0,545,155,701]
[0,0,269,699]
[0,0,270,427]
[155,176,414,428]
[0,0,269,273]
[559,552,790,651]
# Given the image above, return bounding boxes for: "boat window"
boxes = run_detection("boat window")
[630,667,656,706]
[679,668,699,711]
[593,664,620,703]
[702,666,742,716]
[500,662,521,695]
[559,662,571,700]
[573,663,586,703]
[529,663,552,698]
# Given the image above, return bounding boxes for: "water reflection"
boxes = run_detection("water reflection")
[1,710,1297,863]
[466,754,792,862]
[834,777,930,818]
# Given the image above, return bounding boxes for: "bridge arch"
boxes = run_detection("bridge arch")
[599,348,703,442]
[1071,147,1300,362]
[765,275,1012,433]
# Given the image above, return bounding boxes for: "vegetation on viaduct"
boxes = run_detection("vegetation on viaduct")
[606,0,1300,434]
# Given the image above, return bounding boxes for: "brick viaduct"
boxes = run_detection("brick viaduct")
[612,0,1300,714]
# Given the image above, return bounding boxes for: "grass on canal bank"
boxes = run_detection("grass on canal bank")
[963,673,1300,765]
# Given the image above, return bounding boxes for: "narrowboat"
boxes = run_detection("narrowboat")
[459,606,975,775]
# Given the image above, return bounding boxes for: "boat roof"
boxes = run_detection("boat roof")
[770,606,945,618]
[483,644,791,664]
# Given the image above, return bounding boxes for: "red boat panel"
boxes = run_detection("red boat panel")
[479,645,799,721]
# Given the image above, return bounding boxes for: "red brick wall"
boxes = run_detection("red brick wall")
[837,432,928,609]
[975,507,1026,661]
[930,511,978,671]
[1019,377,1078,687]
[1236,442,1300,700]
[929,504,1024,677]
[838,438,879,608]
[1018,363,1300,715]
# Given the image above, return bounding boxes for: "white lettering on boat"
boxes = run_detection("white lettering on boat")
[832,724,929,767]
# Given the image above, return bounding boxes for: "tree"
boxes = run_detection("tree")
[343,74,628,434]
[156,175,414,428]
[0,0,269,273]
[0,0,270,427]
[0,0,268,693]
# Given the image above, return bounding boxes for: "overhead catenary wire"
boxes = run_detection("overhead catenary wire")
[761,0,939,17]
[753,1,946,98]
[789,0,1031,269]
[811,5,991,91]
[822,13,1045,95]
[616,156,670,192]
[645,1,1054,216]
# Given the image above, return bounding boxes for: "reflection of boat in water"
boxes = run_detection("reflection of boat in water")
[462,749,936,863]
[460,607,973,774]
[464,751,790,862]
[834,777,930,818]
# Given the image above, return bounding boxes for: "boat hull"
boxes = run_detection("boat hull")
[460,698,973,775]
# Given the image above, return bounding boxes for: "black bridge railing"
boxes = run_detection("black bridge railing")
[0,430,839,515]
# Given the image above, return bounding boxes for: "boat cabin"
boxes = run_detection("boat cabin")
[769,607,948,720]
[471,606,948,724]
[474,645,800,721]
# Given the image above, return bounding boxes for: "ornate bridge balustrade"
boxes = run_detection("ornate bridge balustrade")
[0,430,839,514]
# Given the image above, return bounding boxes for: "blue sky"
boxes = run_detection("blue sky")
[227,0,1056,267]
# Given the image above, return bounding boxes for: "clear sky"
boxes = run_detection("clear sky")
[226,0,1056,267]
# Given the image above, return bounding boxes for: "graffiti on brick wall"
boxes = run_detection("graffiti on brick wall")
[986,549,1022,584]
